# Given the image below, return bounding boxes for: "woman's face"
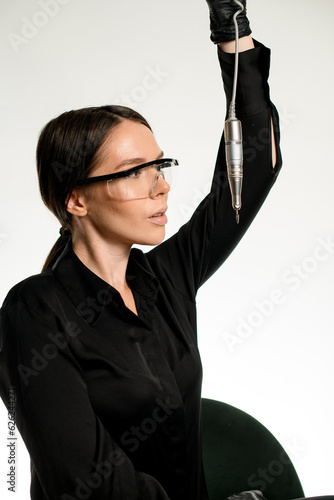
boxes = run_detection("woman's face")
[71,119,170,248]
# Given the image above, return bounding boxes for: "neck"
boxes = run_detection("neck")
[72,234,131,291]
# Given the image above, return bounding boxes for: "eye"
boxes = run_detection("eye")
[156,161,168,172]
[126,168,142,179]
[156,162,169,176]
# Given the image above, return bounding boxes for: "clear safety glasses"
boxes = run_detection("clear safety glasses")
[77,158,178,201]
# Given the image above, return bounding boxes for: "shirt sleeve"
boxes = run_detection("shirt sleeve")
[0,297,171,500]
[147,39,282,301]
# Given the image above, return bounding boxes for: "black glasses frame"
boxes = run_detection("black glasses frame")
[76,158,178,186]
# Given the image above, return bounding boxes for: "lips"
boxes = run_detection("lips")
[148,207,168,225]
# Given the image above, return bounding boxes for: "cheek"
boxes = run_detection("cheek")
[87,195,164,244]
[109,202,144,223]
[97,201,148,238]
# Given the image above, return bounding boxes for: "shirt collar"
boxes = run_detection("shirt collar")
[52,241,159,322]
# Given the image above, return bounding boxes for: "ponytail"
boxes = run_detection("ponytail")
[42,228,71,272]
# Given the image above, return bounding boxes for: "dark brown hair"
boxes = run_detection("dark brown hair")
[37,105,151,271]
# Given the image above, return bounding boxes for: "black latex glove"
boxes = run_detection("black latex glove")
[225,490,268,500]
[205,0,252,43]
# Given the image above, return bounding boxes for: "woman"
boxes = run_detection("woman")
[0,1,281,499]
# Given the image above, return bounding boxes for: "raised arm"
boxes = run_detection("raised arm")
[148,1,282,301]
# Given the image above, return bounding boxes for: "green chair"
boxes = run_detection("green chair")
[202,398,305,500]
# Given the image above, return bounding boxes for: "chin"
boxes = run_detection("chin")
[139,228,166,247]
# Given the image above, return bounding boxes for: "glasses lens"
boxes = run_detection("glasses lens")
[149,162,175,196]
[107,160,177,200]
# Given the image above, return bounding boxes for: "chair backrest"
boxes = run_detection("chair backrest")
[201,398,304,500]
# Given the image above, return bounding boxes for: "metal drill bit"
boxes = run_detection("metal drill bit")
[235,210,240,224]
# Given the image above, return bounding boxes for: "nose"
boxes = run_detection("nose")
[150,172,170,198]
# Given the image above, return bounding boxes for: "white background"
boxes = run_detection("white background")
[0,0,333,498]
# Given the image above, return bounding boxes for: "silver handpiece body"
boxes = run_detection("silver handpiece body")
[225,117,243,223]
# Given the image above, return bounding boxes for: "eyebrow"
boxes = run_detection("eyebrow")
[113,151,164,172]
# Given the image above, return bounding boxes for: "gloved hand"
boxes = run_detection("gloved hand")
[204,0,252,43]
[225,490,268,500]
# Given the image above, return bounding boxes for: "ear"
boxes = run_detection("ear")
[66,189,88,217]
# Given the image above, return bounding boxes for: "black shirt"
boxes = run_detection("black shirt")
[0,41,282,500]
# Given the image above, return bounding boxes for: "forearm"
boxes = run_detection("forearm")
[219,37,277,167]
